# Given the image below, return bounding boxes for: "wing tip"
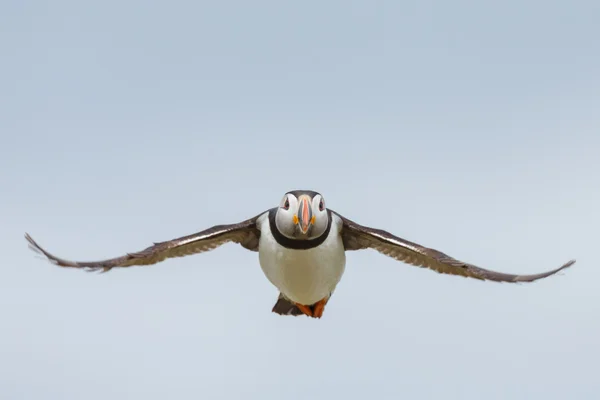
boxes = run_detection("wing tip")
[511,258,577,283]
[25,232,44,256]
[550,259,576,275]
[25,232,58,265]
[557,258,576,273]
[24,233,139,273]
[24,232,35,246]
[24,232,89,269]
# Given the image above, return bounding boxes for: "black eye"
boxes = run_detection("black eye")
[319,199,324,211]
[283,199,290,210]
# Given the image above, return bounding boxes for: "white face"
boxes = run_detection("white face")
[275,192,328,240]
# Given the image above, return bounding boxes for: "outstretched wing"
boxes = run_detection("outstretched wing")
[25,212,265,272]
[333,211,575,282]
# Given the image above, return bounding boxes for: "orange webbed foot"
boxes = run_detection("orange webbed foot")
[312,298,328,318]
[295,303,314,317]
[294,297,328,319]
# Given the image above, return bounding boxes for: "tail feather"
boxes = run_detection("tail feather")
[271,293,333,317]
[271,294,304,316]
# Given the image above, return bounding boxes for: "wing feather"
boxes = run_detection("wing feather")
[25,212,265,272]
[333,211,575,283]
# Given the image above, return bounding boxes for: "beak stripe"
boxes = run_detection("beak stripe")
[301,198,310,232]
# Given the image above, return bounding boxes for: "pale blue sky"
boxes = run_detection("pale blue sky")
[1,1,599,399]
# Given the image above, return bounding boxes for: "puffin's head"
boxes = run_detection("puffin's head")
[275,190,328,240]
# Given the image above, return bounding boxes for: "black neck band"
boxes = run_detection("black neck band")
[268,209,332,250]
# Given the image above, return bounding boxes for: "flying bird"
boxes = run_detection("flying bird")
[25,190,575,318]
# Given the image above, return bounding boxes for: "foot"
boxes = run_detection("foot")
[294,297,328,318]
[295,303,314,317]
[312,298,328,318]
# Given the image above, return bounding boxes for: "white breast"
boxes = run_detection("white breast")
[257,213,346,306]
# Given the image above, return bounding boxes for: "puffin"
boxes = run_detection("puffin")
[25,189,575,318]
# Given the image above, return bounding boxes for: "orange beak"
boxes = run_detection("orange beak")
[295,195,314,234]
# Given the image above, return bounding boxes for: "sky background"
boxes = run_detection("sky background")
[1,1,599,399]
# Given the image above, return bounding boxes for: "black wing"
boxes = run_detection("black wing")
[25,212,265,272]
[333,211,575,282]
